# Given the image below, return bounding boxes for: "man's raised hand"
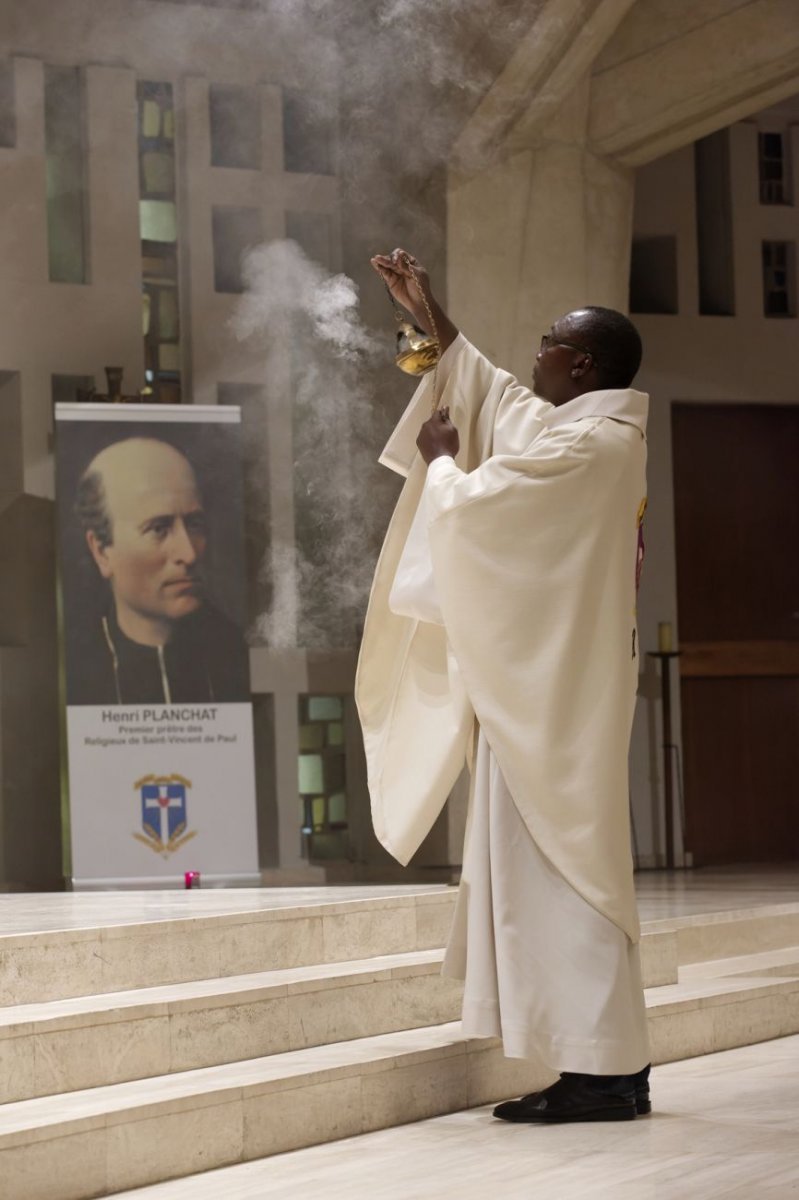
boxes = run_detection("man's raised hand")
[371,248,460,355]
[370,249,431,319]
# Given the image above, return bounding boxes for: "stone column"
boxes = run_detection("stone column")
[447,88,635,381]
[441,80,635,872]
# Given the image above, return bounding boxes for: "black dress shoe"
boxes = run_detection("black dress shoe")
[592,1065,652,1115]
[632,1065,651,1115]
[493,1074,636,1123]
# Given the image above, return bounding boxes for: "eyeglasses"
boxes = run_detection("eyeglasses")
[539,333,595,359]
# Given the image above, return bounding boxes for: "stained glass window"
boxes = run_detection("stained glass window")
[212,206,262,293]
[308,696,342,721]
[285,210,335,270]
[758,132,790,206]
[282,88,336,175]
[298,694,349,857]
[209,84,261,170]
[762,241,795,317]
[45,66,88,284]
[0,59,15,148]
[139,200,177,243]
[138,82,181,402]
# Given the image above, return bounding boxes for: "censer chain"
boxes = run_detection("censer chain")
[404,257,441,414]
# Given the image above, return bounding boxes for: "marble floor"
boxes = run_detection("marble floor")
[634,865,799,921]
[0,866,797,936]
[103,1036,799,1200]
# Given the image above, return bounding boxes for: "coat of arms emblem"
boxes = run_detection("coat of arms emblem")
[133,773,197,857]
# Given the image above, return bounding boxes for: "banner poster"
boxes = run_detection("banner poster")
[55,404,259,888]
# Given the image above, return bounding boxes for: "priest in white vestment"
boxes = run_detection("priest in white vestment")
[355,249,652,1123]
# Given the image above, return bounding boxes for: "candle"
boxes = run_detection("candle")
[657,621,673,653]
[184,870,201,889]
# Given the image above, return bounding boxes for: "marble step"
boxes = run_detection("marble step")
[6,894,798,1012]
[0,890,679,1009]
[0,950,461,1104]
[2,968,799,1200]
[0,925,679,1106]
[646,971,799,1062]
[649,902,799,965]
[679,944,799,981]
[0,890,457,1006]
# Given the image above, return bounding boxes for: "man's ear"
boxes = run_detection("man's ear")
[86,530,113,580]
[572,353,592,378]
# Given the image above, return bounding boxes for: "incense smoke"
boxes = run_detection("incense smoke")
[200,0,531,649]
[235,241,377,361]
[233,239,393,650]
[223,0,532,651]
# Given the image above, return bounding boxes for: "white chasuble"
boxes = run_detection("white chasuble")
[355,334,648,942]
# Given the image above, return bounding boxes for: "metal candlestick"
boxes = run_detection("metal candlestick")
[646,650,681,869]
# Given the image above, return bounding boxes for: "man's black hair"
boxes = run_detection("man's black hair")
[570,306,643,389]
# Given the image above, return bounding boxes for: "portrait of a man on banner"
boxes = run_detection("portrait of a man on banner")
[57,420,251,706]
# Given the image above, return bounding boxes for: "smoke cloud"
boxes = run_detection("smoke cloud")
[223,3,534,651]
[235,241,377,360]
[233,239,390,651]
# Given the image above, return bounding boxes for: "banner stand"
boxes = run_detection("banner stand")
[55,403,259,889]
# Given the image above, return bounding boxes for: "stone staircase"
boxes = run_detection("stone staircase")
[1,891,798,1200]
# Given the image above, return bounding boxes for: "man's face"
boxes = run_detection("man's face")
[88,439,207,631]
[532,313,593,405]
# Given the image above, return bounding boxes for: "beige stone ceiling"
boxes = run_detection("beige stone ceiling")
[454,0,799,170]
